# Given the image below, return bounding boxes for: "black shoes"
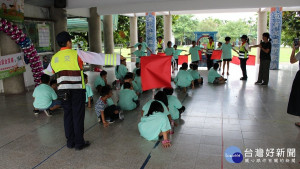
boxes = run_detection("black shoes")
[33,109,39,115]
[261,83,268,86]
[240,77,247,80]
[255,81,262,85]
[75,141,90,151]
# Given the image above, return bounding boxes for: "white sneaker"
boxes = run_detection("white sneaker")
[44,110,52,117]
[119,110,124,120]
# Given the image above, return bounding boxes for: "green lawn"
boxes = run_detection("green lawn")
[114,46,292,63]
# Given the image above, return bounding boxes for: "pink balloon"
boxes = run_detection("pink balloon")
[3,29,9,33]
[9,27,13,32]
[1,19,7,25]
[0,27,3,31]
[6,22,11,27]
[34,79,40,82]
[18,29,22,34]
[10,35,17,40]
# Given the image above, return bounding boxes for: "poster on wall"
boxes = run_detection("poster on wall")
[0,0,24,22]
[38,24,50,47]
[0,52,26,79]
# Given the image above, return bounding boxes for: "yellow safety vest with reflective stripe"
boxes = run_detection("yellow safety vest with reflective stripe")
[207,42,215,55]
[157,40,163,49]
[239,43,248,59]
[51,49,85,89]
[105,53,118,65]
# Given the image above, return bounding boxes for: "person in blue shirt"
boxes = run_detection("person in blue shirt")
[94,70,107,93]
[221,37,236,76]
[33,74,61,116]
[84,74,93,108]
[131,44,146,63]
[208,63,227,84]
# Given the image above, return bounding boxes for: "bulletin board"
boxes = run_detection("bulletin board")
[23,20,53,53]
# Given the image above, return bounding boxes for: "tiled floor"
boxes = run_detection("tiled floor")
[1,63,300,169]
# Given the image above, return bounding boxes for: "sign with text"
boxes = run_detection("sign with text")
[0,52,26,79]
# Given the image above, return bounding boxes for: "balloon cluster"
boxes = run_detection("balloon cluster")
[0,18,43,86]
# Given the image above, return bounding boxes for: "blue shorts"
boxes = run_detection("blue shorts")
[48,100,61,109]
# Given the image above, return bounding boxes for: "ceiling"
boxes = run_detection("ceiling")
[24,0,300,16]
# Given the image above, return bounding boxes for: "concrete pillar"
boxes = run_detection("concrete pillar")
[256,8,267,64]
[163,14,172,48]
[88,7,102,53]
[103,15,114,54]
[146,12,156,55]
[50,7,67,52]
[130,16,138,62]
[0,32,25,94]
[269,7,282,70]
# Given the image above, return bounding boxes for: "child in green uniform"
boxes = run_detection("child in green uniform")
[221,37,236,76]
[131,44,146,63]
[84,74,94,108]
[138,101,172,148]
[208,63,226,84]
[189,41,202,64]
[95,86,122,127]
[134,69,142,94]
[115,56,128,81]
[94,70,107,93]
[187,63,193,73]
[133,62,140,76]
[33,74,61,116]
[122,73,140,95]
[164,41,175,73]
[174,62,195,92]
[189,64,203,85]
[215,42,222,71]
[118,82,139,111]
[163,88,185,120]
[173,45,187,70]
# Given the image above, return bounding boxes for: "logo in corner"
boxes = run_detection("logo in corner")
[225,146,243,163]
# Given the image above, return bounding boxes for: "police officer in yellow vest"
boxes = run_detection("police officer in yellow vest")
[237,35,250,80]
[51,31,90,150]
[206,36,215,70]
[157,36,164,53]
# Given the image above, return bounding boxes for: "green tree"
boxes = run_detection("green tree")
[69,32,88,51]
[173,15,200,45]
[281,11,300,47]
[113,15,130,46]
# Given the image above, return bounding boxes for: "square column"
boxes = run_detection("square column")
[163,14,172,48]
[269,7,282,70]
[130,16,137,62]
[146,12,156,55]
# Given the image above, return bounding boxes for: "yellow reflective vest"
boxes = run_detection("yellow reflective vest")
[51,49,85,89]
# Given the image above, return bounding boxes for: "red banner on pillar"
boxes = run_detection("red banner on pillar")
[140,55,172,91]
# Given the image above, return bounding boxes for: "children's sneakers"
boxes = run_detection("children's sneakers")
[119,110,124,120]
[44,109,52,117]
[33,109,39,115]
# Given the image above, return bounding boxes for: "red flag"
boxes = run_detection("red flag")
[178,55,188,65]
[141,55,172,91]
[198,51,202,60]
[157,53,166,56]
[231,55,256,66]
[211,50,222,60]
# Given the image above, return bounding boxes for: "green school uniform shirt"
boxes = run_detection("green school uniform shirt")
[164,47,175,56]
[133,68,138,75]
[115,64,128,79]
[107,98,114,106]
[190,70,201,80]
[134,76,142,94]
[174,70,194,87]
[94,76,105,88]
[138,112,171,141]
[221,43,233,59]
[189,46,201,62]
[33,84,57,109]
[173,49,183,59]
[85,84,93,103]
[142,99,170,116]
[118,89,138,111]
[133,50,146,63]
[134,42,148,52]
[208,68,221,83]
[120,81,139,93]
[167,95,183,120]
